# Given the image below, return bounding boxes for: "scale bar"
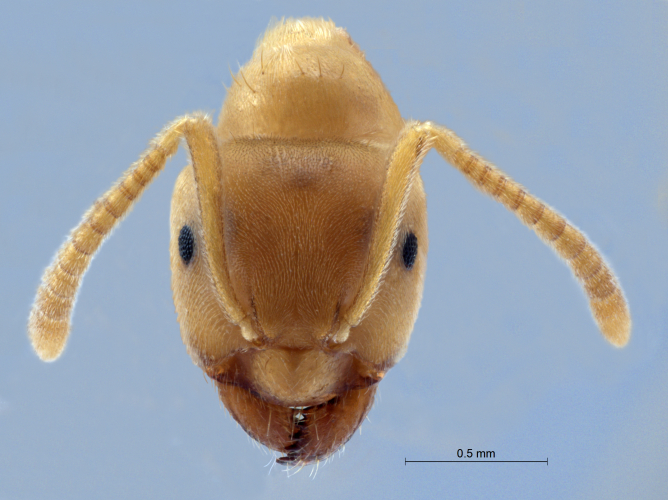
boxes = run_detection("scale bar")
[405,458,548,465]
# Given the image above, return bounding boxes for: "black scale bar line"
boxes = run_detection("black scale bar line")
[405,458,548,465]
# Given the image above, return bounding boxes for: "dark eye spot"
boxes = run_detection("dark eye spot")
[179,225,195,264]
[402,232,418,270]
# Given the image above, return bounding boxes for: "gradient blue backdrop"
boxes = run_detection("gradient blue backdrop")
[2,1,667,498]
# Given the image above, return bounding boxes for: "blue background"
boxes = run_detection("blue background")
[2,1,667,498]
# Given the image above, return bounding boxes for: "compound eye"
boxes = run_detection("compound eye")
[178,225,195,264]
[402,232,418,270]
